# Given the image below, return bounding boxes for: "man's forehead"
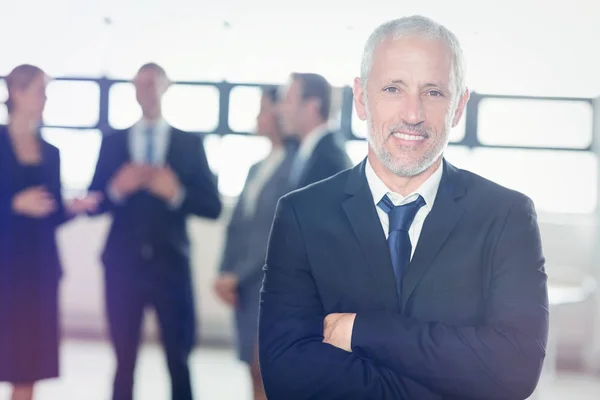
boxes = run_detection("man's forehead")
[371,37,453,81]
[135,68,165,82]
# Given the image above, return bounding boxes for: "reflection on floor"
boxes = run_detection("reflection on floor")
[0,339,599,399]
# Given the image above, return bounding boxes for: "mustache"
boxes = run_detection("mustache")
[387,123,430,138]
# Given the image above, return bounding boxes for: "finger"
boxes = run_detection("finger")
[88,191,104,201]
[40,190,54,200]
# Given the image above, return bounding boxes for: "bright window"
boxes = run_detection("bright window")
[228,86,262,133]
[465,148,596,214]
[478,98,593,148]
[215,134,271,198]
[109,83,220,132]
[43,80,100,127]
[41,128,102,194]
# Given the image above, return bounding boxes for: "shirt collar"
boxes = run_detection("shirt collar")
[365,157,443,211]
[137,117,168,132]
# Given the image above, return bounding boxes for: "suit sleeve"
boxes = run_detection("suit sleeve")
[177,135,221,219]
[87,134,119,215]
[259,196,414,400]
[218,167,253,274]
[48,147,70,226]
[218,199,244,274]
[351,196,549,400]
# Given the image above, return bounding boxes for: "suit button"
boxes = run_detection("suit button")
[141,244,153,260]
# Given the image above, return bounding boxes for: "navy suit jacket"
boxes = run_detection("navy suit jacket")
[258,158,549,400]
[291,131,353,191]
[88,127,221,278]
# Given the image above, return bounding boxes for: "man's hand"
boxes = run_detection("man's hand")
[12,186,56,218]
[109,163,153,199]
[214,273,239,307]
[66,191,104,215]
[323,313,356,352]
[146,165,182,203]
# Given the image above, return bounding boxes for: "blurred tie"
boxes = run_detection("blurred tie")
[377,194,426,303]
[144,125,155,164]
[287,152,306,189]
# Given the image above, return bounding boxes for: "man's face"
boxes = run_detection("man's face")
[353,36,469,177]
[134,67,169,116]
[278,79,305,136]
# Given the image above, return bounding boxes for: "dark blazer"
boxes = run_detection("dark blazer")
[259,158,549,400]
[88,127,222,275]
[292,131,353,190]
[0,127,68,276]
[220,146,295,284]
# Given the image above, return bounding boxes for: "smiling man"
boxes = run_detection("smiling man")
[258,15,549,400]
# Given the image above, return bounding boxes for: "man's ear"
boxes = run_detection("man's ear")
[353,77,367,121]
[452,88,470,128]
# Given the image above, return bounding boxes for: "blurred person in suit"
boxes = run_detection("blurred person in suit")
[259,16,548,399]
[0,64,100,400]
[87,62,222,400]
[214,86,293,400]
[278,72,352,190]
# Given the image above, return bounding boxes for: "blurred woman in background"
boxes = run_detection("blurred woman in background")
[0,64,99,400]
[214,86,295,400]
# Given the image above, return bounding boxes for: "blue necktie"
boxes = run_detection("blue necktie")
[378,194,426,302]
[144,125,155,164]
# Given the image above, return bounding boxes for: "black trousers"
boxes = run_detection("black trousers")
[104,264,196,400]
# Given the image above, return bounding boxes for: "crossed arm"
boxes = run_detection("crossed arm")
[330,196,549,399]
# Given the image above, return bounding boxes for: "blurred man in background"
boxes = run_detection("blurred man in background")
[88,63,222,400]
[278,72,352,190]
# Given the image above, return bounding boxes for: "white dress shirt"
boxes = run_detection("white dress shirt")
[365,158,443,260]
[242,147,285,218]
[129,117,171,165]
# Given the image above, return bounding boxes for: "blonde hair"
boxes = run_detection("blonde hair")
[5,64,45,114]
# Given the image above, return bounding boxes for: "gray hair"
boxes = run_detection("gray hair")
[360,15,466,98]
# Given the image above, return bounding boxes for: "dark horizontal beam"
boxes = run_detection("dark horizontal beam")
[2,76,596,152]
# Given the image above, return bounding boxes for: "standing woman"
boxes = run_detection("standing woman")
[214,87,295,400]
[0,64,98,400]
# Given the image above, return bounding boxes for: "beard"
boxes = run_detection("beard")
[366,105,451,178]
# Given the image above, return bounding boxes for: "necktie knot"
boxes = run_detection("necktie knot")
[378,194,425,232]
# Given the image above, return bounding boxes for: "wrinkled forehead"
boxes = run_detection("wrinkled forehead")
[371,36,454,88]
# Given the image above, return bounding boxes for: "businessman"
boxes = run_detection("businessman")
[278,72,352,190]
[258,16,549,400]
[88,63,222,400]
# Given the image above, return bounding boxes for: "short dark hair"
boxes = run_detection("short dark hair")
[137,62,168,78]
[262,85,280,104]
[291,72,331,121]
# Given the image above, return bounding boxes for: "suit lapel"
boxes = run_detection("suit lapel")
[164,127,177,166]
[342,160,400,312]
[401,161,466,309]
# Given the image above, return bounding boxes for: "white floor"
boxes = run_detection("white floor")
[0,340,250,400]
[0,339,599,400]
